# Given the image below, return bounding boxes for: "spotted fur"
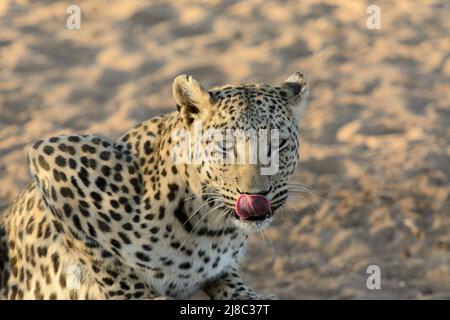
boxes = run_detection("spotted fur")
[0,73,308,299]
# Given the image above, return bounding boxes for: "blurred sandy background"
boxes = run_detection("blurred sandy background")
[0,0,449,299]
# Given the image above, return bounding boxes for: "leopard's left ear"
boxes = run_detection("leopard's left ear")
[172,74,215,126]
[276,72,309,120]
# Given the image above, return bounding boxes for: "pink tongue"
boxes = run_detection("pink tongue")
[235,194,272,220]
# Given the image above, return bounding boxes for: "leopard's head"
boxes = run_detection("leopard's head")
[172,73,308,232]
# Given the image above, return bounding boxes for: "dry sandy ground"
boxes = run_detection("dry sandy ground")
[0,0,449,299]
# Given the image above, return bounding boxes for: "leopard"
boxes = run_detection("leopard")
[0,72,308,299]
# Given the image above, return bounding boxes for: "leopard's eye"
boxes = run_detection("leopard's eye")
[278,138,289,151]
[216,140,233,154]
[267,138,289,157]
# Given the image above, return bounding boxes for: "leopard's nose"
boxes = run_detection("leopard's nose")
[235,194,272,220]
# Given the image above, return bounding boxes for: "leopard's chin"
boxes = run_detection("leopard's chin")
[230,210,274,232]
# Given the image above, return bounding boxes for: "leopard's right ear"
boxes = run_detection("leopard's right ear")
[172,74,215,126]
[275,72,309,121]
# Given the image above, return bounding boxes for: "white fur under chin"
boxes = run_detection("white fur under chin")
[231,215,274,233]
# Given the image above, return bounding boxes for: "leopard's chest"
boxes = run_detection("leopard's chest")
[143,234,246,298]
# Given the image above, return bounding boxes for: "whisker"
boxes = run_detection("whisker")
[288,182,313,189]
[259,228,275,262]
[213,207,229,227]
[183,192,220,201]
[183,197,220,225]
[180,203,224,248]
[288,188,322,199]
[219,208,233,242]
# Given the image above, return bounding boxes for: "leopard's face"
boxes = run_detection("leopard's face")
[172,73,308,232]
